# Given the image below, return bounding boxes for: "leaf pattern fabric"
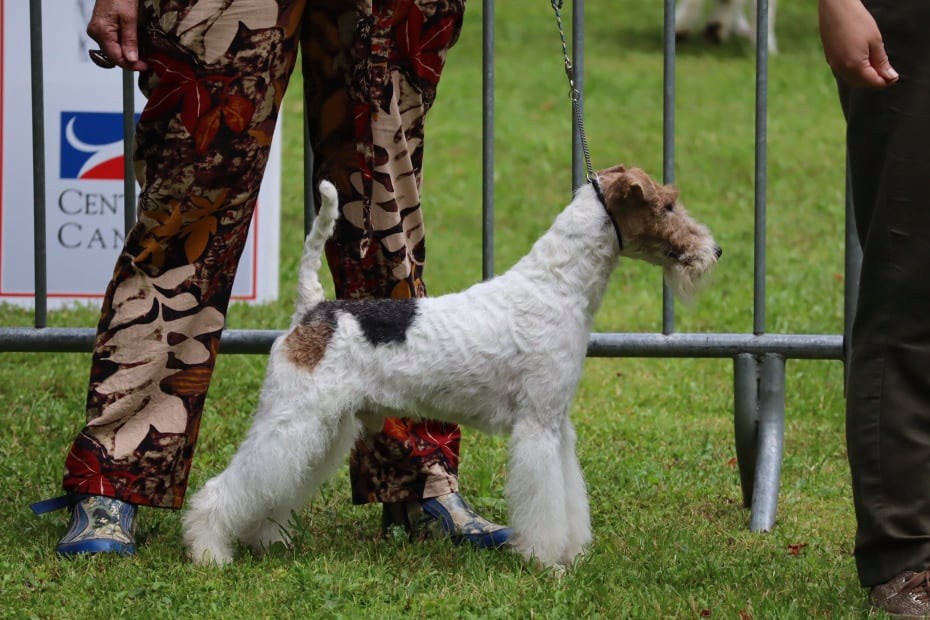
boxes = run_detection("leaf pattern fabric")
[63,0,466,508]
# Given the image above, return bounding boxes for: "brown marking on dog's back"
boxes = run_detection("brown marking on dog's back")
[285,322,334,370]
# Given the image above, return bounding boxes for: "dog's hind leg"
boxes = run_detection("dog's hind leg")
[241,412,363,555]
[181,409,302,564]
[183,380,361,565]
[182,455,258,565]
[559,417,592,562]
[506,419,571,568]
[705,0,745,42]
[675,0,706,39]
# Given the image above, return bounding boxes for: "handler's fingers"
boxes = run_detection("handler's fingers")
[868,40,899,85]
[851,65,895,89]
[86,3,147,71]
[841,42,899,89]
[87,26,126,69]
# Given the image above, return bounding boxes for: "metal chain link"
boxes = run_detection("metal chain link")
[550,1,622,247]
[550,0,597,186]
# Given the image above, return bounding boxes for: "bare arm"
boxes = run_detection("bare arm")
[818,0,898,89]
[86,0,148,71]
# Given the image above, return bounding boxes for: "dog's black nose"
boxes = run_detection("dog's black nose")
[714,245,723,260]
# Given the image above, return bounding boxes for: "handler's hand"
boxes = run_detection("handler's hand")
[86,0,148,71]
[818,0,898,89]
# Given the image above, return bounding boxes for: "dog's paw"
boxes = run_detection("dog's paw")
[242,519,293,554]
[187,544,234,566]
[511,536,581,572]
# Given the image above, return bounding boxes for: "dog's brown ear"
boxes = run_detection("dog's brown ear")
[598,164,626,176]
[616,169,654,204]
[595,164,626,205]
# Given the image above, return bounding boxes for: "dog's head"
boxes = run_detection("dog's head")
[598,164,721,301]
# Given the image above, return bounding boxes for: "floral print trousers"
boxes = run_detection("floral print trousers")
[62,0,465,509]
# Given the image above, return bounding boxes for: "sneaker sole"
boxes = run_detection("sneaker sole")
[56,539,136,556]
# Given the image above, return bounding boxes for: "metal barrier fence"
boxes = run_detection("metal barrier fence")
[2,0,860,532]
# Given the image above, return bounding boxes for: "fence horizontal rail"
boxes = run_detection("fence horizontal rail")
[0,326,843,360]
[588,332,842,360]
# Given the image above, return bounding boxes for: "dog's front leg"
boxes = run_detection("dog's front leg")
[558,416,592,561]
[506,418,575,569]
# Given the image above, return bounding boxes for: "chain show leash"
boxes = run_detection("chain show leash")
[549,0,623,249]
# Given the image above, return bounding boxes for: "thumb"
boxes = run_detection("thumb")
[869,40,899,83]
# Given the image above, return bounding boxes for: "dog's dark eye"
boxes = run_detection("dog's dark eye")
[665,203,675,212]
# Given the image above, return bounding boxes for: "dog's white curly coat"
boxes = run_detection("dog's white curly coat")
[183,170,719,568]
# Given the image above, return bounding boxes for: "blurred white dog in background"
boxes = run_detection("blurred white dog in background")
[675,0,777,54]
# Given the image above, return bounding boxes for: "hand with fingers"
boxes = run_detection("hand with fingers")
[818,0,898,89]
[86,0,148,71]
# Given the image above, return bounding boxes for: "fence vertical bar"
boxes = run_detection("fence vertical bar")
[749,353,786,531]
[482,0,495,280]
[733,353,760,508]
[122,70,137,232]
[661,0,676,334]
[29,0,47,328]
[753,0,769,336]
[747,0,783,533]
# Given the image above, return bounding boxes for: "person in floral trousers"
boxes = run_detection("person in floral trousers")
[32,0,511,555]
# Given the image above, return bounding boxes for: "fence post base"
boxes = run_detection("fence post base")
[733,353,787,532]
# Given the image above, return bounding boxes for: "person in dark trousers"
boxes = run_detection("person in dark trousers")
[819,0,930,615]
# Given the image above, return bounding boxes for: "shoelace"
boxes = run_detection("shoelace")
[899,570,930,602]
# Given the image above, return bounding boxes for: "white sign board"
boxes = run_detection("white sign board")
[0,0,280,308]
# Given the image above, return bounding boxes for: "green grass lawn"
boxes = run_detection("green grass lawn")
[1,1,873,617]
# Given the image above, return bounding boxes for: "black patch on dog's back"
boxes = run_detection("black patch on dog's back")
[299,298,419,345]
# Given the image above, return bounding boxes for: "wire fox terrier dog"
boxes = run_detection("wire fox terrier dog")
[675,0,777,54]
[182,165,721,568]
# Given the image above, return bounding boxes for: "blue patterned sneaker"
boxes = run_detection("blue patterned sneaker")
[383,492,511,549]
[31,494,137,556]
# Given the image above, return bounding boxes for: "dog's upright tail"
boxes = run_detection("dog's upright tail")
[292,180,339,325]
